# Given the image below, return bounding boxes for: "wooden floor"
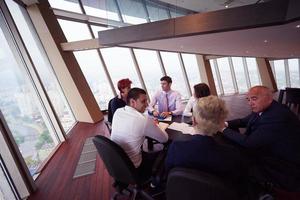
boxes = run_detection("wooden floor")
[28,121,113,200]
[28,94,250,200]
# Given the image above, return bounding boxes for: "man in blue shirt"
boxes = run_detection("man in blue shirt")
[148,76,183,118]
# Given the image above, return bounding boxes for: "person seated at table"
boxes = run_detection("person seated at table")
[107,78,132,123]
[111,87,168,177]
[148,76,183,118]
[166,95,244,184]
[183,83,211,117]
[222,85,300,192]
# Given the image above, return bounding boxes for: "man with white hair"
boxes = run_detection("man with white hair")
[223,86,300,192]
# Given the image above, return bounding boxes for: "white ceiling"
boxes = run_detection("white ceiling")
[160,0,260,12]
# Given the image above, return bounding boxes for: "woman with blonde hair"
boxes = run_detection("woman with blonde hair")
[166,95,244,186]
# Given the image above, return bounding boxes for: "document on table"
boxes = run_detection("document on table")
[157,115,172,122]
[168,122,195,135]
[158,122,169,131]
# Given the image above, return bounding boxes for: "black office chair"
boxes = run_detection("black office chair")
[285,87,300,118]
[93,135,154,200]
[166,167,238,200]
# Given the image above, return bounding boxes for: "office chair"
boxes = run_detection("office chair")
[166,167,238,200]
[285,87,300,117]
[93,135,154,200]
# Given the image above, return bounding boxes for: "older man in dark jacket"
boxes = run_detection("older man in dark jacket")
[223,86,300,192]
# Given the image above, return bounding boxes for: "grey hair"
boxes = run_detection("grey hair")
[193,95,228,136]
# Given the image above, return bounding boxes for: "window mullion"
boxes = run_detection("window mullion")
[157,51,167,76]
[129,48,149,98]
[213,59,224,95]
[228,57,239,93]
[178,53,192,97]
[242,57,251,88]
[284,59,291,87]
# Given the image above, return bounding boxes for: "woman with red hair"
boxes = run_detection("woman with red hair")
[108,78,132,123]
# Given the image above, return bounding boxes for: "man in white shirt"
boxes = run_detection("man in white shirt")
[148,76,183,118]
[111,87,168,175]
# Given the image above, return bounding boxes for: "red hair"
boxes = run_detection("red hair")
[117,78,132,92]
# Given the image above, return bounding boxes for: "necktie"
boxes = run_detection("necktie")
[159,93,169,113]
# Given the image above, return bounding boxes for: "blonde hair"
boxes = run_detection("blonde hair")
[193,95,228,136]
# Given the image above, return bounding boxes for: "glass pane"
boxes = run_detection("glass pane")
[7,0,76,132]
[146,2,170,22]
[170,10,186,18]
[91,25,111,38]
[181,54,201,92]
[232,57,248,93]
[209,60,221,95]
[118,0,148,24]
[101,47,142,91]
[0,156,17,200]
[48,0,82,13]
[133,49,163,98]
[246,58,261,87]
[82,0,120,21]
[74,50,114,110]
[216,57,235,94]
[58,19,92,42]
[273,60,286,89]
[160,52,189,99]
[0,22,59,176]
[288,59,300,88]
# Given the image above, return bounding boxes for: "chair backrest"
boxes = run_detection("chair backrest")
[285,87,300,116]
[166,167,238,200]
[93,135,139,185]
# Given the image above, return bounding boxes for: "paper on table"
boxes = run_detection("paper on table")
[158,122,169,131]
[168,122,195,135]
[157,116,172,122]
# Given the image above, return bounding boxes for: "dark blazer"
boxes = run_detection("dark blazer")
[107,96,126,123]
[166,135,244,183]
[223,100,300,191]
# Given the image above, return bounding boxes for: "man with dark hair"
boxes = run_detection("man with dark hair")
[149,76,183,118]
[111,87,168,175]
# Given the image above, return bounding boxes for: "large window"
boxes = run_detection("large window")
[58,19,92,42]
[74,50,114,110]
[289,59,300,88]
[232,57,248,93]
[182,54,201,92]
[101,47,142,91]
[134,49,163,98]
[210,57,261,95]
[271,59,300,89]
[48,0,82,13]
[146,1,169,22]
[0,19,59,176]
[161,52,189,99]
[82,0,120,21]
[273,60,286,89]
[246,58,261,86]
[117,0,148,24]
[216,57,235,94]
[50,0,201,108]
[7,0,76,132]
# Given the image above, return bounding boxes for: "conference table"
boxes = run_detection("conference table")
[147,115,232,151]
[146,115,191,151]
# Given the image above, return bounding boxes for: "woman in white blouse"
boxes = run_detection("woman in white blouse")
[183,83,211,116]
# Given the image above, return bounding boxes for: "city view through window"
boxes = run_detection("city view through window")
[0,0,299,180]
